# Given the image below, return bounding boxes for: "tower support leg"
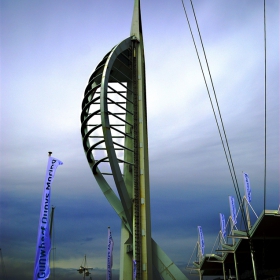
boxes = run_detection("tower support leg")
[119,222,132,279]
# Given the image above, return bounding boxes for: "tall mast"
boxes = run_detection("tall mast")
[130,0,142,39]
[130,0,153,279]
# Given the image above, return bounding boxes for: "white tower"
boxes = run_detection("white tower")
[80,1,189,279]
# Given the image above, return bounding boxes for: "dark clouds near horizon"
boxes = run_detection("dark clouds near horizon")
[0,0,279,279]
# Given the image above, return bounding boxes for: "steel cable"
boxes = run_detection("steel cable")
[262,0,267,272]
[263,0,267,215]
[181,0,248,230]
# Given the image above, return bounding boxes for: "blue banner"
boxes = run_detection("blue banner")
[33,157,63,280]
[133,260,137,280]
[219,213,226,238]
[229,196,237,225]
[243,172,252,202]
[197,226,205,256]
[106,227,114,280]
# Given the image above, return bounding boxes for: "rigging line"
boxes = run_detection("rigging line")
[52,210,56,280]
[188,0,248,230]
[263,0,267,213]
[181,0,248,230]
[262,0,267,272]
[180,0,237,194]
[187,3,259,276]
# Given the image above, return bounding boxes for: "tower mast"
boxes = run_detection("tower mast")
[130,0,153,279]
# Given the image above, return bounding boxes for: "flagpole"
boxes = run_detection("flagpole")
[222,262,226,280]
[48,151,54,238]
[229,216,239,280]
[244,196,251,230]
[242,172,252,230]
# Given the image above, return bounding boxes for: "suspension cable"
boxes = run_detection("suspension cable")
[262,0,267,272]
[190,0,247,229]
[263,0,267,214]
[180,0,236,192]
[181,0,248,230]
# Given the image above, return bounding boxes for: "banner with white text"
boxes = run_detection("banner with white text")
[243,172,252,202]
[229,196,237,225]
[219,213,226,238]
[133,260,137,280]
[33,157,63,280]
[106,227,114,280]
[197,226,205,256]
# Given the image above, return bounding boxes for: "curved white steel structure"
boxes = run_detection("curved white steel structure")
[81,1,189,279]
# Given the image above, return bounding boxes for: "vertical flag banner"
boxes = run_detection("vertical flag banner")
[106,227,114,280]
[243,172,252,202]
[219,213,226,238]
[197,226,205,256]
[229,196,237,225]
[33,157,63,280]
[133,260,137,280]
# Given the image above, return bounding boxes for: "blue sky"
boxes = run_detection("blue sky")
[0,0,279,279]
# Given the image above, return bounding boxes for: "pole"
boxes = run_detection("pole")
[84,255,86,280]
[222,262,226,280]
[249,240,258,280]
[199,270,202,280]
[233,252,239,280]
[49,207,55,237]
[230,218,239,280]
[244,197,251,230]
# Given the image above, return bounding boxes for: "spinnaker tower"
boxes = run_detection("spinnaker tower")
[80,1,188,279]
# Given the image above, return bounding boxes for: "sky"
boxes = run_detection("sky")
[0,0,279,279]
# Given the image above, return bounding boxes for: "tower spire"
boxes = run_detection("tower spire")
[131,0,142,39]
